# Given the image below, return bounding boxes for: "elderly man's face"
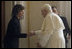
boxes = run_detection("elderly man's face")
[41,9,47,17]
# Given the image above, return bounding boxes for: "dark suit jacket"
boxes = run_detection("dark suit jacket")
[4,16,27,48]
[60,16,71,36]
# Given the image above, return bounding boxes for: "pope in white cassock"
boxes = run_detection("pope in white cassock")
[30,4,65,48]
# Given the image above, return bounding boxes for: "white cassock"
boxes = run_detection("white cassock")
[35,12,65,48]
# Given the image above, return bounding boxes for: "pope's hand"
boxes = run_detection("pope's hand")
[28,31,35,37]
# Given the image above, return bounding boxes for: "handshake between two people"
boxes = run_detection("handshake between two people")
[25,31,42,48]
[27,31,42,48]
[28,31,36,37]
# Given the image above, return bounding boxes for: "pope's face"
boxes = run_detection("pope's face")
[41,9,47,17]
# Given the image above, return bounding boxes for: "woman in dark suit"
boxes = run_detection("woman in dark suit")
[4,4,27,48]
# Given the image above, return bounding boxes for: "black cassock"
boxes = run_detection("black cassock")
[4,17,27,48]
[60,16,71,35]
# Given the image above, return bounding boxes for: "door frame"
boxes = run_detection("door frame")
[1,1,5,48]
